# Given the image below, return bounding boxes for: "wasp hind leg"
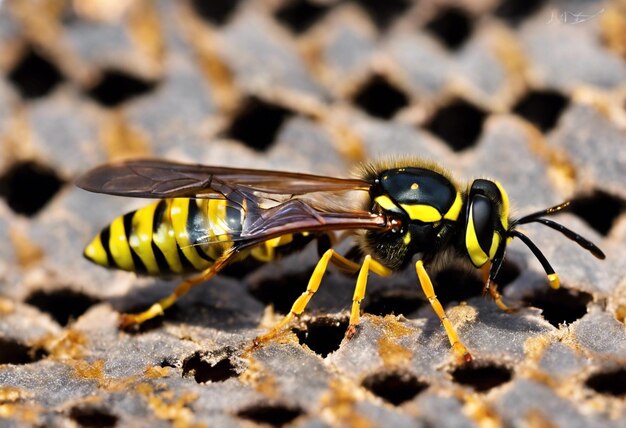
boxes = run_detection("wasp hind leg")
[415,260,472,363]
[119,252,236,329]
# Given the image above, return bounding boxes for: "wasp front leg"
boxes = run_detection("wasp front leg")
[415,260,472,363]
[480,263,515,313]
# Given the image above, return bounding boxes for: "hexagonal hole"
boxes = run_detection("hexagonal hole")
[353,75,409,119]
[237,403,304,427]
[362,371,428,405]
[494,0,547,25]
[363,288,424,317]
[8,47,64,99]
[0,161,64,217]
[585,368,626,397]
[224,97,293,151]
[513,89,569,132]
[425,99,487,151]
[69,405,118,428]
[523,287,592,327]
[425,7,473,50]
[352,0,411,30]
[293,316,349,358]
[190,0,241,26]
[86,70,157,107]
[568,191,625,236]
[182,352,238,383]
[275,0,331,34]
[25,289,100,327]
[0,337,48,365]
[451,363,512,392]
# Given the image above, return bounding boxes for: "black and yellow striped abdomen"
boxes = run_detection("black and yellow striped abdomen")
[84,198,243,275]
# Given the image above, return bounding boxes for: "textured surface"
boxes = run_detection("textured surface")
[1,0,625,427]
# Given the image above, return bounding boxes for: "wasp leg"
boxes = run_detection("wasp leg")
[415,260,472,363]
[480,264,514,313]
[254,248,336,343]
[346,256,391,339]
[119,252,236,328]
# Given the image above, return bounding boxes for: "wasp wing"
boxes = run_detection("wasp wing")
[185,199,388,251]
[76,159,370,199]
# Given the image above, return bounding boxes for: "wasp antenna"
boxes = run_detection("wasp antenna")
[516,201,571,225]
[528,218,606,260]
[509,229,560,289]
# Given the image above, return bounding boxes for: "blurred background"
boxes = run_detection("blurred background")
[0,0,625,426]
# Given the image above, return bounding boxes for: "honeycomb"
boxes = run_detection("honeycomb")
[0,0,625,426]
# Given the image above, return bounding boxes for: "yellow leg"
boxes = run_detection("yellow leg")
[480,264,513,313]
[346,256,371,339]
[255,249,335,343]
[255,250,392,344]
[119,252,235,328]
[415,260,472,363]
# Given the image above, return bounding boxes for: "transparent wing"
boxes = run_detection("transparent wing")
[76,159,370,199]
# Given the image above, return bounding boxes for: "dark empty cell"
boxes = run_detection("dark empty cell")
[434,268,484,306]
[425,99,487,151]
[586,369,626,397]
[363,288,424,317]
[494,0,546,25]
[352,0,411,30]
[190,0,241,26]
[568,191,625,236]
[293,317,348,357]
[69,406,118,428]
[0,338,48,365]
[25,289,100,326]
[425,7,473,50]
[182,352,237,383]
[451,364,512,392]
[362,371,428,405]
[275,0,331,34]
[0,161,64,217]
[353,75,409,119]
[523,288,592,327]
[237,403,303,427]
[248,269,311,314]
[512,90,569,132]
[7,47,64,99]
[86,70,156,107]
[225,98,292,151]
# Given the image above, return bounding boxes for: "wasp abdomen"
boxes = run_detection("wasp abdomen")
[84,198,242,275]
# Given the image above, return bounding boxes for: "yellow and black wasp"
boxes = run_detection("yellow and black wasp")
[78,158,605,362]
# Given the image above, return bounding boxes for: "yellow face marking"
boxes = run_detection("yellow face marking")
[109,216,135,271]
[403,233,411,245]
[400,204,442,222]
[489,233,500,260]
[129,202,160,275]
[171,199,211,270]
[374,195,397,211]
[443,191,463,221]
[466,209,489,267]
[84,234,108,266]
[494,181,510,230]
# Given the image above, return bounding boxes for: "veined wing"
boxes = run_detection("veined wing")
[76,159,371,199]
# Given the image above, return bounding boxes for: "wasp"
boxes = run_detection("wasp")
[78,158,605,362]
